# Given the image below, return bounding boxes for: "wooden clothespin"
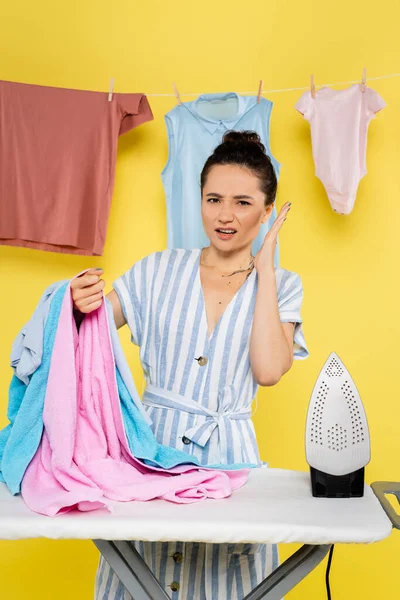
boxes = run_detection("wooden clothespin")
[172,82,182,106]
[310,74,316,99]
[108,78,115,102]
[257,80,263,103]
[361,68,367,93]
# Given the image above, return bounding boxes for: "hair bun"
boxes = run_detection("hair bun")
[222,130,266,153]
[201,128,277,205]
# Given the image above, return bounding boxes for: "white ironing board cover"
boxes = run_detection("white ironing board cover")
[0,469,392,545]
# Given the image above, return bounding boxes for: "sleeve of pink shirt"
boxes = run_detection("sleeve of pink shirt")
[294,91,314,120]
[365,87,386,117]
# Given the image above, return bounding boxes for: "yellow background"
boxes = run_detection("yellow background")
[0,0,399,597]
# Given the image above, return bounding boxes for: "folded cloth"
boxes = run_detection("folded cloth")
[1,279,251,515]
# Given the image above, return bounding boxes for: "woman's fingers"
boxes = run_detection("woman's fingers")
[71,268,103,291]
[267,202,290,237]
[262,203,291,248]
[79,299,103,314]
[270,202,291,232]
[75,291,104,311]
[275,202,291,222]
[73,278,105,300]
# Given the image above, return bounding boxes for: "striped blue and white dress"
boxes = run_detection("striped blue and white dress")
[95,248,309,600]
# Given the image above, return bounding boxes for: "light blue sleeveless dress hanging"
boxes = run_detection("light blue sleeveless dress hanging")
[161,93,281,263]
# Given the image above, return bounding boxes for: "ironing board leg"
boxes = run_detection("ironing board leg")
[243,544,332,600]
[94,540,331,600]
[93,540,170,600]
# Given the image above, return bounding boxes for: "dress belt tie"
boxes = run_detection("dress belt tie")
[142,383,251,449]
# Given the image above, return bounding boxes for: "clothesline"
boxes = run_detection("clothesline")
[145,72,400,97]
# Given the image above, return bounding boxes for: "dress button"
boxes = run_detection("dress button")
[182,436,191,445]
[173,552,183,563]
[197,356,208,366]
[170,581,180,592]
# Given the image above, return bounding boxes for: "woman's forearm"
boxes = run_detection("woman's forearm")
[249,270,293,386]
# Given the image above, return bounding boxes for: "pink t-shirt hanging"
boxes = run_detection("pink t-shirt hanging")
[0,80,153,255]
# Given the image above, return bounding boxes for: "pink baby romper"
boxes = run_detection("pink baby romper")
[295,84,385,215]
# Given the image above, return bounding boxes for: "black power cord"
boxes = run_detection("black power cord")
[325,544,335,600]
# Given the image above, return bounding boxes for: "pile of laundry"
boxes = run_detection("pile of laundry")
[0,276,252,516]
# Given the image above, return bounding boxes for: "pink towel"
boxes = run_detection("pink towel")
[21,284,249,516]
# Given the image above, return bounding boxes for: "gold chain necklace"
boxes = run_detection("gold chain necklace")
[200,247,255,278]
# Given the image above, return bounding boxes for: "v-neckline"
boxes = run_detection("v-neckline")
[196,249,255,343]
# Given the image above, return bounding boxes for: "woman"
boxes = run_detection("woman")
[72,131,309,600]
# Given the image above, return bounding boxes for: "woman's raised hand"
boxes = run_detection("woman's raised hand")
[253,202,291,275]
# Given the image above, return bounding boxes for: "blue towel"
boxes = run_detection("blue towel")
[0,285,67,493]
[0,283,255,495]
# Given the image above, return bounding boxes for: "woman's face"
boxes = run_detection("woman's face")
[201,164,274,250]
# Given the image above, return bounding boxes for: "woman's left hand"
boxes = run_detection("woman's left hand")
[253,202,291,275]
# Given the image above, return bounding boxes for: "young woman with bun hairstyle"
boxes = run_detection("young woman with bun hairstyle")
[72,130,309,600]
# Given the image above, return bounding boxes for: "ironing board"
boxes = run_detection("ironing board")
[0,468,393,600]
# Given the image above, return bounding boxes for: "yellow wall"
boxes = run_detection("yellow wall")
[0,0,399,597]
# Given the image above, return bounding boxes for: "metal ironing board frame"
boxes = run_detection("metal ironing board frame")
[371,481,400,530]
[94,539,332,600]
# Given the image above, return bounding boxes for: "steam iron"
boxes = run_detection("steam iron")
[305,352,370,498]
